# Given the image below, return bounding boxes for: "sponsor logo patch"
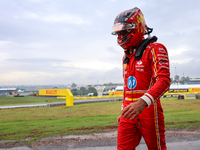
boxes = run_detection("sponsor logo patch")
[46,90,57,95]
[137,60,142,65]
[136,68,144,72]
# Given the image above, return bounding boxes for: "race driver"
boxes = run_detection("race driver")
[111,7,170,150]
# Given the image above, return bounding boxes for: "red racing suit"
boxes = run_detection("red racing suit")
[117,42,170,150]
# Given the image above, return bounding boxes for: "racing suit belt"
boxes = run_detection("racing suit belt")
[125,91,147,101]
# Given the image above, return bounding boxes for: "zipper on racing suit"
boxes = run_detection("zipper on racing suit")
[130,53,142,128]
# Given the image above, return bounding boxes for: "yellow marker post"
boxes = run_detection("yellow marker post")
[39,89,73,106]
[66,89,73,106]
[184,94,187,99]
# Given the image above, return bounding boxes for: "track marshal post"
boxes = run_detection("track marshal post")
[39,89,73,106]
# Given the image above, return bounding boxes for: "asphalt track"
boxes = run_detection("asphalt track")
[1,136,200,150]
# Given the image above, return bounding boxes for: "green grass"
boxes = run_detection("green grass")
[0,97,59,106]
[0,100,121,121]
[161,97,200,129]
[0,96,122,106]
[0,97,200,142]
[0,115,118,141]
[0,101,121,141]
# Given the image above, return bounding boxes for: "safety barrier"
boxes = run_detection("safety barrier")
[57,94,123,100]
[108,88,200,100]
[39,89,73,106]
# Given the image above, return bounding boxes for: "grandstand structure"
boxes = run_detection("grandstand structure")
[0,88,18,95]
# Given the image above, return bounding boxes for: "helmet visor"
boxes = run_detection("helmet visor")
[111,23,135,35]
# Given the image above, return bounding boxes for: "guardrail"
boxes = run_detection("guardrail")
[0,97,123,110]
[57,95,123,100]
[164,92,200,99]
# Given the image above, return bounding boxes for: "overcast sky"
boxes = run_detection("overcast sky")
[0,0,200,85]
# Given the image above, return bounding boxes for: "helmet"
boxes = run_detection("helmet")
[111,7,147,50]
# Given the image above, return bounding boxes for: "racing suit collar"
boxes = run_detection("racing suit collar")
[124,37,145,58]
[125,47,136,58]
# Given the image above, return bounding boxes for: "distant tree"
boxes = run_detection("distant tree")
[177,76,191,84]
[88,86,98,96]
[53,87,58,89]
[80,86,87,95]
[103,88,107,92]
[80,87,86,91]
[185,76,190,83]
[71,89,78,96]
[71,89,77,92]
[174,75,180,83]
[71,83,77,88]
[180,76,186,84]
